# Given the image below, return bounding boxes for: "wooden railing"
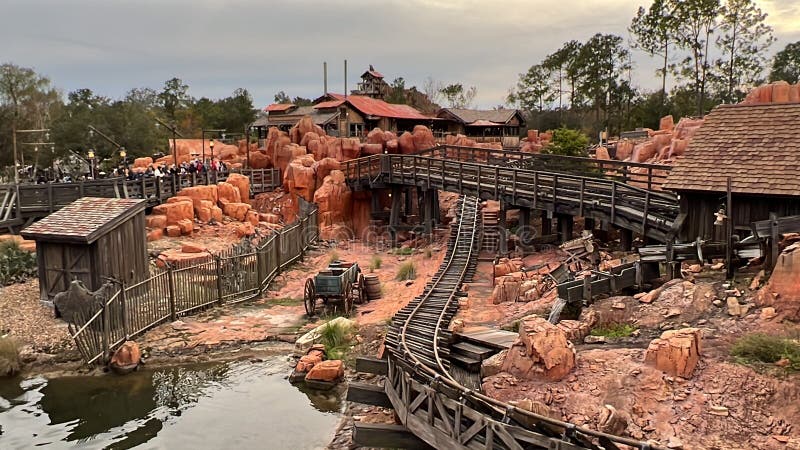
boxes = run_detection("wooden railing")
[417,145,672,191]
[0,168,281,226]
[343,154,679,243]
[68,208,318,365]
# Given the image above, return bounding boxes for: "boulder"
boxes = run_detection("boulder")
[290,116,319,144]
[177,218,194,235]
[501,316,576,381]
[296,353,323,373]
[109,341,141,374]
[223,202,251,222]
[615,140,634,161]
[226,173,251,204]
[659,115,675,131]
[146,215,167,229]
[275,143,307,174]
[313,170,353,240]
[313,157,341,186]
[211,206,223,223]
[595,146,611,160]
[398,131,416,154]
[181,243,207,253]
[338,138,361,161]
[245,210,259,226]
[411,125,435,151]
[491,276,521,304]
[196,200,213,223]
[166,195,193,205]
[644,328,701,378]
[133,157,153,169]
[307,136,330,160]
[166,225,181,237]
[386,139,399,153]
[481,349,508,378]
[234,222,255,237]
[178,185,219,212]
[305,359,344,382]
[772,81,791,103]
[284,154,317,202]
[217,182,242,206]
[146,228,163,241]
[152,202,193,226]
[248,150,271,169]
[367,127,387,146]
[756,243,800,320]
[361,143,384,155]
[494,258,523,277]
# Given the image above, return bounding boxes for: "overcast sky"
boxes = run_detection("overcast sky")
[2,0,799,109]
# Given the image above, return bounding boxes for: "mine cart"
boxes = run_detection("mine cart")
[304,260,367,316]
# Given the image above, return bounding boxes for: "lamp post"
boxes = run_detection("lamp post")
[201,128,226,163]
[209,139,215,161]
[87,149,96,179]
[13,128,50,183]
[119,147,128,169]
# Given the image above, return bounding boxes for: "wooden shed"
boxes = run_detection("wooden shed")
[21,197,149,303]
[664,102,800,242]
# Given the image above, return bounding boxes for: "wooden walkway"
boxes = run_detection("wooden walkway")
[344,149,680,243]
[0,168,281,232]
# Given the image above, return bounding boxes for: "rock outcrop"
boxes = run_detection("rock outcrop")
[313,170,352,240]
[644,328,702,378]
[501,316,576,381]
[756,243,800,320]
[305,359,345,382]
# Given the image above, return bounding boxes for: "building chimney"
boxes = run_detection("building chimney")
[344,59,348,99]
[323,61,328,95]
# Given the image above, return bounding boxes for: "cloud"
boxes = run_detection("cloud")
[1,0,797,109]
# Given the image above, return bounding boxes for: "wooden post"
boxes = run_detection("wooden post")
[541,210,552,236]
[120,282,129,340]
[215,256,224,306]
[389,185,402,247]
[769,212,779,270]
[620,228,633,251]
[726,177,734,279]
[167,264,177,321]
[498,199,508,255]
[102,303,110,363]
[557,214,574,243]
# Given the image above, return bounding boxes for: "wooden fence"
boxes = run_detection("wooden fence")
[67,208,318,365]
[0,168,281,230]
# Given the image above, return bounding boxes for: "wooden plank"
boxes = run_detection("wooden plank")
[347,382,393,408]
[356,356,389,375]
[353,422,435,450]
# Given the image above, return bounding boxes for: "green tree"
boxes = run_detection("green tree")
[542,41,583,109]
[769,41,800,84]
[158,77,191,122]
[507,64,551,112]
[439,83,477,108]
[671,0,721,115]
[386,77,407,104]
[714,0,775,102]
[630,0,677,112]
[273,90,291,104]
[543,127,589,157]
[292,96,313,106]
[575,33,632,123]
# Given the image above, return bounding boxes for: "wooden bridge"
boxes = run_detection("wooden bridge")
[343,146,680,243]
[0,168,281,233]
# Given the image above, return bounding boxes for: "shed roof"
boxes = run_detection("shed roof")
[21,197,147,244]
[437,108,522,125]
[663,103,800,196]
[267,106,339,126]
[346,95,431,120]
[265,103,296,113]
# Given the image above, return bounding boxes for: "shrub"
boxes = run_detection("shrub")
[392,247,414,256]
[590,322,637,339]
[731,333,800,371]
[424,248,432,259]
[396,261,417,281]
[319,320,355,360]
[0,241,37,285]
[542,127,590,157]
[369,255,382,270]
[327,250,340,265]
[0,336,21,377]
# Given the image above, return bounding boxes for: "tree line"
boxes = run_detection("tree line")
[506,0,796,137]
[0,66,256,172]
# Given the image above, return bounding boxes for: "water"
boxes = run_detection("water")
[548,297,569,324]
[0,357,343,450]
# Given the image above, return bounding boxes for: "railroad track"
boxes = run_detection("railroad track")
[385,195,480,377]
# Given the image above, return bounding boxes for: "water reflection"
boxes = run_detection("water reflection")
[0,358,343,449]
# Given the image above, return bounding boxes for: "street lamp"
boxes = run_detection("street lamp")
[13,128,50,183]
[209,139,215,160]
[154,118,184,166]
[201,128,226,163]
[119,147,128,169]
[87,149,96,179]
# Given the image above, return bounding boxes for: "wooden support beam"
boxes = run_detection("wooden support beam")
[347,382,393,408]
[356,356,388,375]
[619,228,633,252]
[557,214,573,243]
[353,422,435,450]
[389,185,403,247]
[541,210,552,236]
[499,199,508,255]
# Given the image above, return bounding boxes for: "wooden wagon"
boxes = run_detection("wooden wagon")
[304,260,367,316]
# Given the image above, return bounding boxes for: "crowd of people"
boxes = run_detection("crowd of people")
[112,158,229,180]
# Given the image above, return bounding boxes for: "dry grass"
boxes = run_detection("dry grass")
[396,261,417,281]
[0,336,21,377]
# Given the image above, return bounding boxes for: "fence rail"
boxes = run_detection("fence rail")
[0,168,281,228]
[67,208,319,365]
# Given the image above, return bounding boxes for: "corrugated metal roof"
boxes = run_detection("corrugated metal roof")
[466,119,503,126]
[346,95,432,120]
[438,108,521,125]
[664,103,800,195]
[21,197,147,244]
[314,100,345,109]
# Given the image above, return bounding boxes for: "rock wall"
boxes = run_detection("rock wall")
[756,243,800,321]
[742,81,800,105]
[500,316,576,381]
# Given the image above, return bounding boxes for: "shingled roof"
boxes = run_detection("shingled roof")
[21,197,146,244]
[663,102,800,196]
[437,108,523,125]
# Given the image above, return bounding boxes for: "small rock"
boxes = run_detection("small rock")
[405,280,414,287]
[710,262,725,270]
[667,437,684,449]
[772,435,790,443]
[634,292,647,299]
[708,405,729,416]
[665,308,681,318]
[611,302,626,310]
[760,307,777,320]
[584,335,606,344]
[775,358,790,368]
[713,299,723,307]
[687,264,702,273]
[727,297,742,316]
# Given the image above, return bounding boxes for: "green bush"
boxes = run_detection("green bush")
[590,322,637,339]
[396,261,417,281]
[392,247,414,256]
[542,127,590,157]
[0,336,21,377]
[369,255,382,270]
[319,320,355,360]
[731,333,800,371]
[0,241,37,285]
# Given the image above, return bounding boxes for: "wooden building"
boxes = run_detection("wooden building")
[350,65,390,99]
[664,102,800,241]
[21,197,149,302]
[436,108,525,138]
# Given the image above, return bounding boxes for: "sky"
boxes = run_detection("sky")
[2,0,799,109]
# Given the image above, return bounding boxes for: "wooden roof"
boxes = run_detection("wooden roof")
[21,197,146,244]
[664,103,800,196]
[437,108,524,126]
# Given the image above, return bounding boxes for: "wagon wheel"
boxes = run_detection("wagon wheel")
[356,273,368,304]
[304,278,316,317]
[343,280,354,315]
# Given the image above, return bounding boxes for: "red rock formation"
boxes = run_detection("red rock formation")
[305,360,344,382]
[178,185,219,211]
[109,341,141,372]
[501,316,576,381]
[177,218,194,235]
[313,157,341,186]
[226,173,251,204]
[284,154,317,202]
[248,150,271,169]
[644,328,702,378]
[152,202,193,226]
[166,225,181,237]
[398,131,416,154]
[290,116,321,144]
[146,215,167,229]
[274,143,306,174]
[217,182,242,206]
[313,170,353,240]
[223,202,250,221]
[412,125,435,151]
[756,243,800,320]
[742,81,800,105]
[146,229,163,241]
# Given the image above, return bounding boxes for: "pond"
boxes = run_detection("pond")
[0,357,344,449]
